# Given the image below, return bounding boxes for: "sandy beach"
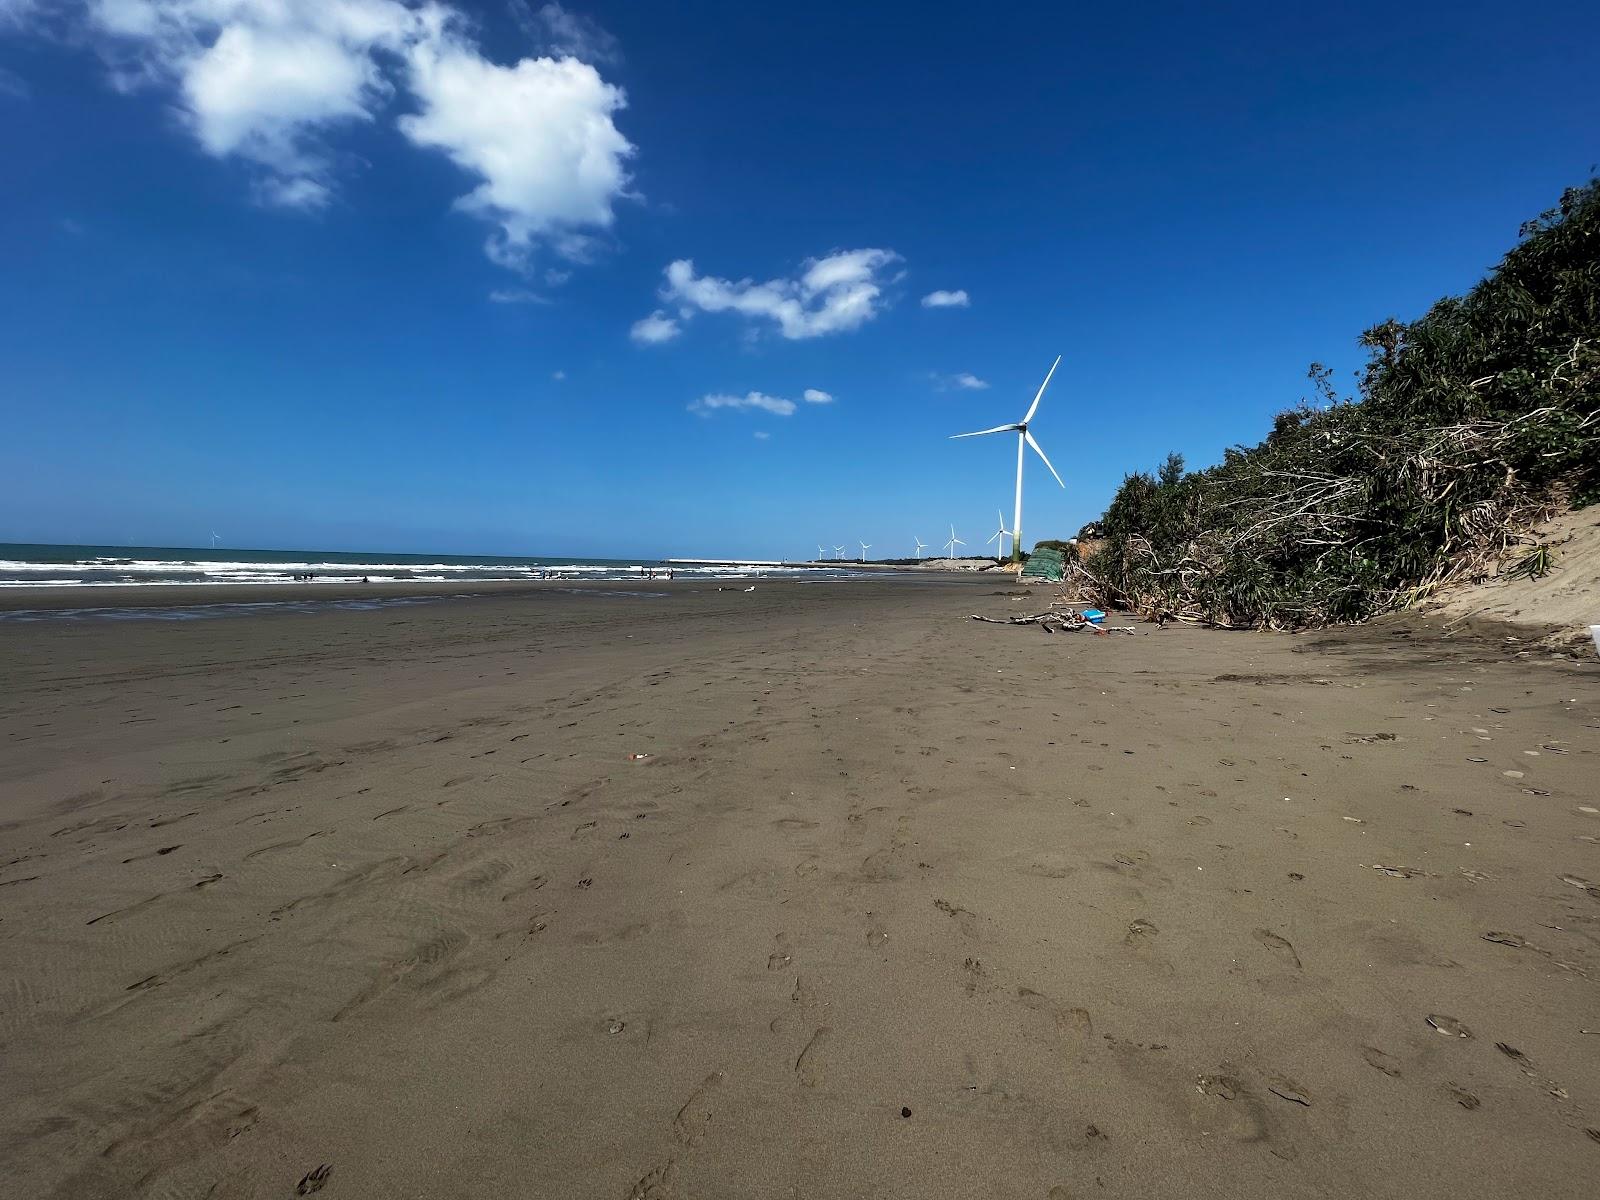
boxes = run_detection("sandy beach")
[1,579,1596,1199]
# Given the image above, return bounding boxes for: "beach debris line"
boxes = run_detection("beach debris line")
[970,611,1136,635]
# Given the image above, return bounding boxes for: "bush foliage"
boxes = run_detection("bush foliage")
[1086,180,1600,629]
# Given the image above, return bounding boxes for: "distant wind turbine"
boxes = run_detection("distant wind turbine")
[833,545,846,560]
[985,509,1012,560]
[913,536,927,559]
[210,531,221,549]
[949,355,1065,561]
[817,543,826,562]
[859,540,871,562]
[942,524,964,560]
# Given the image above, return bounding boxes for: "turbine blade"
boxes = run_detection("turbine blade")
[949,424,1020,439]
[1025,429,1065,488]
[1021,355,1061,425]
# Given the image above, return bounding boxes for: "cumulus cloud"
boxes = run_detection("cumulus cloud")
[921,288,969,308]
[18,2,635,263]
[645,248,900,342]
[399,27,634,270]
[803,388,833,404]
[689,391,797,417]
[630,310,680,344]
[75,0,425,208]
[510,0,620,64]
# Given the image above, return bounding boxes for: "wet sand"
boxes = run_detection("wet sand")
[1,580,1596,1199]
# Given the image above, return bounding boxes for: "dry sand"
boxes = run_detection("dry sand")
[1,579,1597,1199]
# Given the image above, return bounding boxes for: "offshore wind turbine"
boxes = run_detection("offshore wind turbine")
[816,543,826,562]
[949,355,1066,561]
[986,509,1013,560]
[942,524,964,560]
[858,540,871,562]
[210,531,220,549]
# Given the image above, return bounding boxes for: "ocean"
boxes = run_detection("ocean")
[0,543,873,589]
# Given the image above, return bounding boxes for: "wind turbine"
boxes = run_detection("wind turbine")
[833,545,846,560]
[942,524,965,560]
[816,543,826,562]
[858,540,871,562]
[210,531,221,549]
[950,356,1065,561]
[986,509,1013,561]
[913,536,927,559]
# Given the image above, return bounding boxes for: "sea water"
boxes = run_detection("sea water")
[0,543,867,589]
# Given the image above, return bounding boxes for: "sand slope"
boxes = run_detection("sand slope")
[1429,506,1600,644]
[1,582,1597,1199]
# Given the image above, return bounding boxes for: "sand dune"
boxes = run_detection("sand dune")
[1,581,1596,1198]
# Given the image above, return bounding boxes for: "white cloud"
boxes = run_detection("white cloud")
[551,369,565,380]
[399,28,634,271]
[932,371,989,390]
[79,0,426,206]
[0,0,40,26]
[689,391,797,417]
[489,287,547,304]
[654,248,900,341]
[921,288,969,308]
[0,65,28,98]
[27,2,634,265]
[803,388,833,404]
[630,310,680,344]
[510,0,619,65]
[753,430,770,440]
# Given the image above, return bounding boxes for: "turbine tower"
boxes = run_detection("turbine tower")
[858,540,871,562]
[833,545,846,560]
[986,509,1013,561]
[913,536,927,559]
[942,524,964,560]
[950,356,1065,561]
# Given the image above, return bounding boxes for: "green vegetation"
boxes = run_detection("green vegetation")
[1085,180,1600,629]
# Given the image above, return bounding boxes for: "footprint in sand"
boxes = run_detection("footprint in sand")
[1362,1046,1402,1077]
[626,1160,678,1200]
[672,1072,725,1147]
[1124,918,1159,948]
[795,1027,832,1087]
[1252,929,1302,969]
[768,932,793,971]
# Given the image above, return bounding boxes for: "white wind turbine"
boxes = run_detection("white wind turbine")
[986,509,1013,560]
[816,543,826,562]
[914,536,928,559]
[942,524,964,560]
[950,355,1066,561]
[859,540,871,562]
[833,545,846,560]
[210,531,221,549]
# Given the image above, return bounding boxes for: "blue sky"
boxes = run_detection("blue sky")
[2,1,1596,560]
